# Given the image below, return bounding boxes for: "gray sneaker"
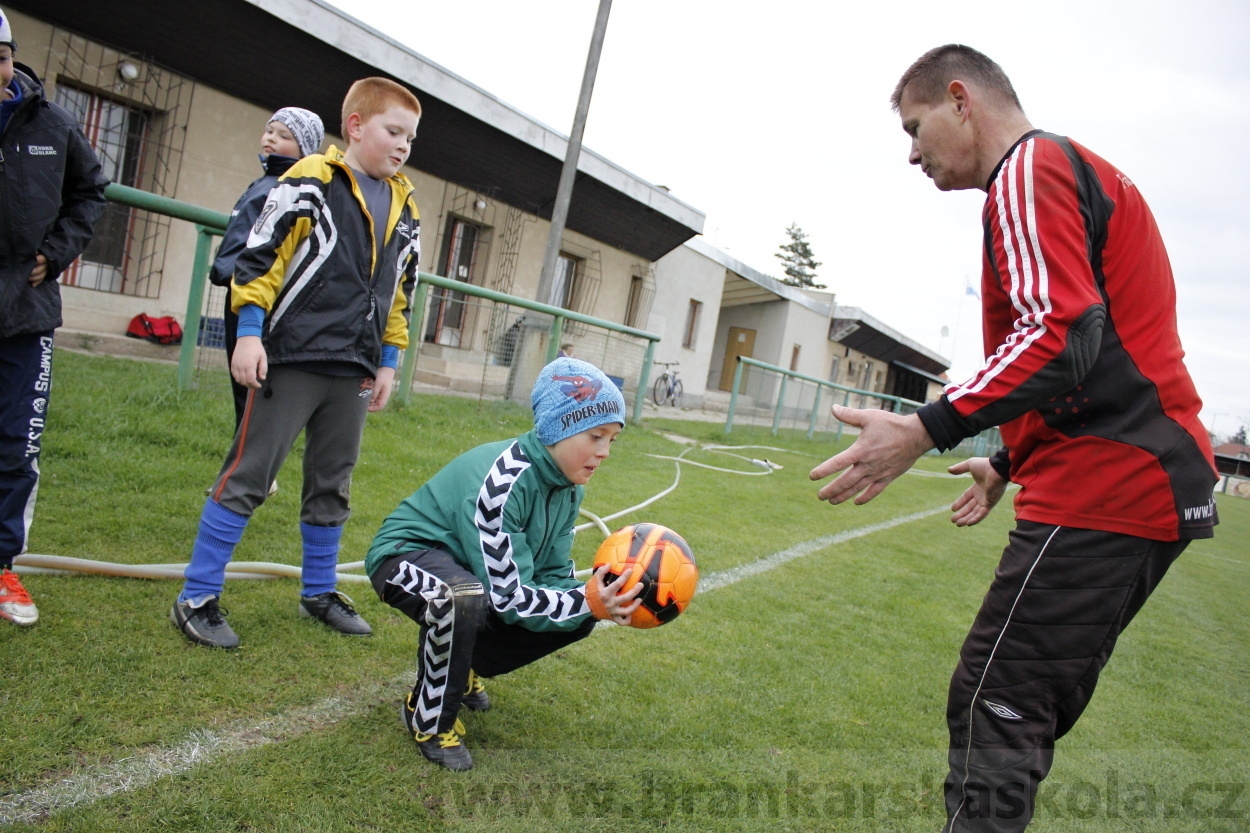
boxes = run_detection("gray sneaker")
[299,591,372,635]
[171,595,240,649]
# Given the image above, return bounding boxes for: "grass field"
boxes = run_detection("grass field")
[1,349,1246,831]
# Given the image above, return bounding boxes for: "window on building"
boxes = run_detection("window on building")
[790,344,801,371]
[624,266,656,329]
[551,252,582,310]
[682,300,702,349]
[55,85,149,293]
[829,357,840,383]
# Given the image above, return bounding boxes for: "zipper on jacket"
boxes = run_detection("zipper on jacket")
[535,484,574,562]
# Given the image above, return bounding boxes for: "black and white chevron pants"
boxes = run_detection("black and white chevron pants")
[371,549,594,734]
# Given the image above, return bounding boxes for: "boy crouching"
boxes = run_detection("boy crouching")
[366,359,641,770]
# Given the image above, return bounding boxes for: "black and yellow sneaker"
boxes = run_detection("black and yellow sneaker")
[400,692,473,771]
[462,669,491,712]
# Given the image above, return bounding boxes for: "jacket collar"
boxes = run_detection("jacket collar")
[11,63,44,104]
[985,128,1046,191]
[260,153,298,177]
[322,143,416,193]
[517,430,573,489]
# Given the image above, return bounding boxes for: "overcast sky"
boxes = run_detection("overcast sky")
[331,0,1250,439]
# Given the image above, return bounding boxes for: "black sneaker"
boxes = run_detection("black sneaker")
[299,591,373,635]
[400,692,473,771]
[171,595,240,649]
[462,669,491,712]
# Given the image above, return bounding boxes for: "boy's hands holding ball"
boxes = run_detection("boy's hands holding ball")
[585,565,643,625]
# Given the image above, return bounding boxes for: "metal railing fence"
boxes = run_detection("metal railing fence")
[725,356,923,442]
[723,356,1001,454]
[399,274,659,424]
[100,186,659,422]
[102,183,227,391]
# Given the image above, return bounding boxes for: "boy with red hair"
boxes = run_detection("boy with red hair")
[172,78,423,649]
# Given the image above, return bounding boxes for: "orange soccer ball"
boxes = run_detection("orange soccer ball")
[592,523,698,628]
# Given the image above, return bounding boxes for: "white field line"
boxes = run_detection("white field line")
[1,505,949,823]
[697,504,948,593]
[1188,549,1248,568]
[0,686,398,825]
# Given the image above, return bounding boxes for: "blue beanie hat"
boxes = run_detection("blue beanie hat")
[531,358,626,446]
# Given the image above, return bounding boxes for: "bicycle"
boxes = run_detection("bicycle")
[652,361,683,407]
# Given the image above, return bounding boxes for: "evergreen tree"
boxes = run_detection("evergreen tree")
[774,223,824,288]
[1233,425,1247,446]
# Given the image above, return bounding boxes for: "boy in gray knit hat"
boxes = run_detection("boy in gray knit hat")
[364,357,640,771]
[208,106,324,433]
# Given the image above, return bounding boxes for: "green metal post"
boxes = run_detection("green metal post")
[398,280,430,406]
[807,385,823,441]
[177,226,216,390]
[634,339,656,425]
[725,358,745,435]
[771,376,788,436]
[546,314,565,365]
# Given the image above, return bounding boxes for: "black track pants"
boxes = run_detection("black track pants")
[0,331,54,563]
[944,522,1187,832]
[371,549,595,734]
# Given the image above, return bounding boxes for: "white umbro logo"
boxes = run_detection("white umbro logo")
[395,221,410,238]
[981,699,1023,720]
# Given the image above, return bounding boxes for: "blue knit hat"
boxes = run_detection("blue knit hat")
[531,358,626,446]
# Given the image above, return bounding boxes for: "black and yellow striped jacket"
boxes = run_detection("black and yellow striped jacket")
[230,144,420,373]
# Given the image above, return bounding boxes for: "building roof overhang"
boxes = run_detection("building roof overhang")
[827,306,947,376]
[18,0,704,261]
[686,239,949,376]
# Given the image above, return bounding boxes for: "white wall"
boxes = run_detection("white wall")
[650,244,725,406]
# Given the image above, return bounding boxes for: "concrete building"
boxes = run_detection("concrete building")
[9,0,703,391]
[12,0,947,410]
[650,237,948,410]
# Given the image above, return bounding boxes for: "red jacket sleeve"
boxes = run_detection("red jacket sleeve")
[917,136,1107,450]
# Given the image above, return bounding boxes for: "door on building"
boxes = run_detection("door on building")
[424,218,479,347]
[719,326,756,391]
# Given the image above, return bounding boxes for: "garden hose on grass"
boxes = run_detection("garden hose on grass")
[13,554,372,583]
[571,443,793,579]
[13,442,945,584]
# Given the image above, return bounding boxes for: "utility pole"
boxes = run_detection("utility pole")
[535,0,613,306]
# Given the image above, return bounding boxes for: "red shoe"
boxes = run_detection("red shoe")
[0,568,39,626]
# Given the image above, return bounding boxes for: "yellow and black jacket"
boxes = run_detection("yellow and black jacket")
[230,144,420,373]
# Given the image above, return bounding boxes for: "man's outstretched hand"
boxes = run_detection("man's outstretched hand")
[947,456,1008,526]
[809,404,935,505]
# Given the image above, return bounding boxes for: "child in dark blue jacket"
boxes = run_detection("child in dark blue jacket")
[0,7,107,627]
[208,107,323,432]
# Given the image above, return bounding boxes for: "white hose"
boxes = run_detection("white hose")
[570,442,794,578]
[578,508,613,537]
[13,553,372,583]
[8,443,812,584]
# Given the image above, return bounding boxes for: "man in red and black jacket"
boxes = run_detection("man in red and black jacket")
[810,44,1217,833]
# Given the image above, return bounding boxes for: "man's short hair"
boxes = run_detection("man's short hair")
[891,44,1022,113]
[341,77,422,139]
